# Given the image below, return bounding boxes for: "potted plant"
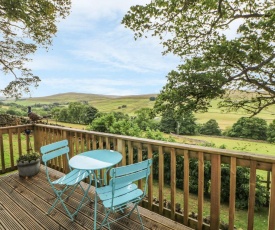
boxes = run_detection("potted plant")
[17,152,41,177]
[17,129,41,177]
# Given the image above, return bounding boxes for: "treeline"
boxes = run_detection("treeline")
[159,110,275,143]
[2,101,275,143]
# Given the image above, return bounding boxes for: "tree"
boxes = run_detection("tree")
[178,112,198,135]
[123,1,275,116]
[159,109,197,135]
[67,102,85,124]
[159,110,177,133]
[81,105,98,125]
[227,117,267,140]
[58,108,69,122]
[133,108,157,131]
[267,120,275,143]
[1,0,71,98]
[200,119,222,136]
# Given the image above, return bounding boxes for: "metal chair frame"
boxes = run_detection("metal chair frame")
[96,159,152,229]
[41,140,92,221]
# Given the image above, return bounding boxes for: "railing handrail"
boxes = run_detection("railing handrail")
[32,123,275,165]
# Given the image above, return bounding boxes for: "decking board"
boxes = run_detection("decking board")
[0,166,192,230]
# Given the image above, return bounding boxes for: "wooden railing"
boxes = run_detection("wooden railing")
[1,123,275,230]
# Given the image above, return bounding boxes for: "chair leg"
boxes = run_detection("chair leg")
[48,177,93,221]
[98,208,111,230]
[128,203,144,230]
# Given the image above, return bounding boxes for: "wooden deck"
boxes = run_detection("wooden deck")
[0,166,192,230]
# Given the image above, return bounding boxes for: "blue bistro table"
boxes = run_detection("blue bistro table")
[69,150,122,229]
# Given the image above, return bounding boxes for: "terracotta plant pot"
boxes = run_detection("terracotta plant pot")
[17,159,40,177]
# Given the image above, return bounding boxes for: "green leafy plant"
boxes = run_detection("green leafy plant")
[17,152,40,163]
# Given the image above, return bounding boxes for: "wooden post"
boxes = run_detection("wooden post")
[117,139,126,166]
[170,148,176,220]
[198,152,204,230]
[148,144,153,211]
[159,146,164,215]
[210,154,221,229]
[184,150,189,226]
[229,157,236,230]
[247,160,256,230]
[268,164,275,230]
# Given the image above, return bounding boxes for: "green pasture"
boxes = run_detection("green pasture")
[1,134,33,168]
[6,92,275,130]
[182,135,275,156]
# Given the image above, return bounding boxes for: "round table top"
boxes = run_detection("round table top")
[69,149,122,170]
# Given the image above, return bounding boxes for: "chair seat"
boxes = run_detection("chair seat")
[103,189,143,208]
[52,169,90,186]
[97,183,137,199]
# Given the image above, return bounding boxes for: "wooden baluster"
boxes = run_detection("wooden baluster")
[184,150,189,226]
[128,141,133,165]
[198,151,204,230]
[268,163,275,230]
[170,148,176,220]
[147,144,153,211]
[229,157,236,230]
[8,129,14,169]
[159,146,164,215]
[247,160,257,230]
[138,143,143,188]
[210,154,221,229]
[17,128,22,158]
[0,130,5,173]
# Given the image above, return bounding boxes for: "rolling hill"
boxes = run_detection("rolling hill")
[3,92,275,129]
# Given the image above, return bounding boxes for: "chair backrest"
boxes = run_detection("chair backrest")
[40,140,70,183]
[110,159,152,194]
[40,140,69,164]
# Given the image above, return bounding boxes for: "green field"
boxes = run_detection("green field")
[5,92,275,130]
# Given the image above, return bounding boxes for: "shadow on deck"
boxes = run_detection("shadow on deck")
[0,165,192,230]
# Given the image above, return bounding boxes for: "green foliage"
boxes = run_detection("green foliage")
[178,113,198,135]
[51,102,98,125]
[144,128,175,142]
[88,112,142,137]
[154,69,226,115]
[200,119,222,136]
[220,165,267,210]
[133,108,158,131]
[189,160,211,195]
[1,0,71,98]
[267,120,275,143]
[17,152,40,163]
[227,117,268,140]
[88,112,117,133]
[159,110,177,133]
[159,109,198,135]
[109,119,142,137]
[123,0,275,116]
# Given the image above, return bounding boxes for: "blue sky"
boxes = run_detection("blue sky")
[2,0,180,98]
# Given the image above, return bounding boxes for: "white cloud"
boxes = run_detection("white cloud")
[59,0,150,31]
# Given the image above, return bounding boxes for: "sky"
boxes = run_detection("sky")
[1,0,180,98]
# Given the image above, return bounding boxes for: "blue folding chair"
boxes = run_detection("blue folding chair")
[96,159,152,229]
[40,140,92,221]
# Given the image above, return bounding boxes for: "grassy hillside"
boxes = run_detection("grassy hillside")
[4,92,275,129]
